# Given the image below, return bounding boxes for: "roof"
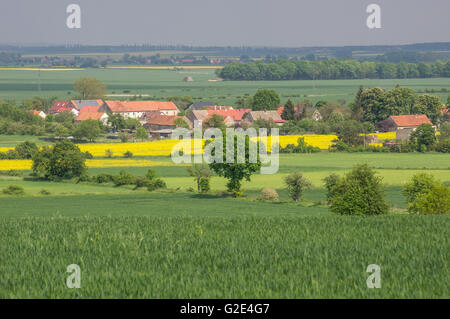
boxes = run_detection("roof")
[30,110,43,115]
[390,114,432,127]
[192,108,251,122]
[189,102,216,110]
[71,99,103,110]
[103,100,178,112]
[79,106,101,113]
[75,112,106,121]
[146,114,185,126]
[246,110,283,122]
[50,101,72,113]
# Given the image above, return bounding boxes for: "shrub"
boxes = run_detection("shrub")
[105,149,113,158]
[402,173,438,205]
[145,168,156,180]
[412,185,450,215]
[198,176,210,193]
[94,173,115,184]
[328,164,389,215]
[113,170,137,186]
[123,151,133,158]
[284,172,312,202]
[0,170,22,177]
[260,187,279,201]
[436,137,450,153]
[280,137,321,153]
[15,141,38,159]
[2,185,25,195]
[133,177,151,189]
[84,151,94,159]
[323,173,340,204]
[147,178,166,192]
[39,189,51,195]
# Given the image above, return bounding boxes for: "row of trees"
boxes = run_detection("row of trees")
[218,59,450,81]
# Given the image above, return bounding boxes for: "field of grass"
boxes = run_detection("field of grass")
[0,68,449,104]
[0,215,448,298]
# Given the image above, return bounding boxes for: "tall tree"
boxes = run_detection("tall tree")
[281,99,295,120]
[252,89,280,110]
[73,77,106,100]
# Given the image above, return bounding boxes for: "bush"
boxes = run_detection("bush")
[280,137,321,153]
[403,173,449,214]
[323,173,340,204]
[105,149,114,158]
[147,178,166,192]
[328,164,389,215]
[123,151,133,158]
[436,137,450,153]
[113,170,137,186]
[39,189,51,195]
[84,151,94,159]
[0,170,22,177]
[198,176,210,193]
[94,173,115,184]
[260,187,279,201]
[284,172,312,202]
[2,185,25,195]
[15,141,38,159]
[32,141,87,180]
[412,185,450,214]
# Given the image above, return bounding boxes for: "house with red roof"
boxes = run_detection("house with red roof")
[243,110,286,126]
[187,108,251,127]
[75,104,108,124]
[100,100,179,119]
[50,101,78,115]
[376,114,434,140]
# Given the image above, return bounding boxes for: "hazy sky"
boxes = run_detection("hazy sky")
[0,0,449,47]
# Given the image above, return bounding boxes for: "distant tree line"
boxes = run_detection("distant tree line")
[218,59,450,81]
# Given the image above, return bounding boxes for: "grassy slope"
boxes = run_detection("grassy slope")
[0,68,449,104]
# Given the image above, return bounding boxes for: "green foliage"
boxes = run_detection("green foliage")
[203,114,226,131]
[73,77,106,99]
[32,141,87,180]
[334,120,364,146]
[113,170,137,186]
[280,137,321,153]
[409,124,436,151]
[187,164,212,193]
[73,119,101,141]
[146,178,166,192]
[209,134,261,194]
[402,173,448,214]
[436,137,450,153]
[123,151,133,158]
[323,173,340,203]
[284,172,312,202]
[412,185,450,215]
[14,141,38,159]
[94,173,115,184]
[328,164,389,215]
[2,185,25,195]
[252,89,280,110]
[105,149,113,158]
[135,127,148,141]
[281,99,295,120]
[107,114,126,132]
[39,189,51,195]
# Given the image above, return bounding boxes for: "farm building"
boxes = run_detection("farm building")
[143,114,191,138]
[185,101,217,113]
[376,114,434,140]
[243,110,285,125]
[75,111,109,125]
[100,100,179,119]
[277,105,323,121]
[188,108,251,128]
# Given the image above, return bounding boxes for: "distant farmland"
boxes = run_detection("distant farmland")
[0,68,449,105]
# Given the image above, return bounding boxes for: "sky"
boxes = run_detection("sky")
[0,0,449,47]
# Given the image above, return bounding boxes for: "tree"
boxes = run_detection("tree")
[284,172,312,202]
[73,77,106,100]
[108,113,126,132]
[54,125,69,138]
[281,99,295,120]
[174,117,190,129]
[15,141,38,159]
[334,120,364,147]
[409,124,436,151]
[135,127,148,141]
[252,89,280,110]
[203,114,226,131]
[73,120,101,142]
[403,173,449,214]
[209,134,261,195]
[32,141,87,180]
[187,164,212,193]
[329,164,389,215]
[412,94,442,124]
[360,87,384,123]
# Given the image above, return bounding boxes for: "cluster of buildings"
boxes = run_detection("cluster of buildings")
[29,99,448,140]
